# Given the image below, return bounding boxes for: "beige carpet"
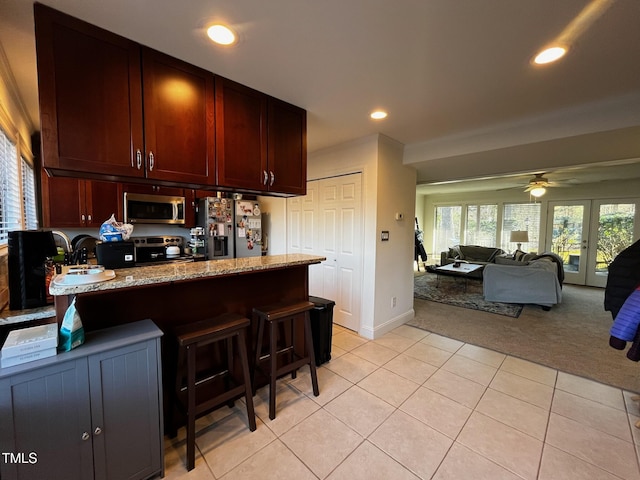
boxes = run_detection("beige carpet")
[408,283,640,393]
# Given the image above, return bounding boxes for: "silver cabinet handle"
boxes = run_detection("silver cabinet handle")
[263,170,268,185]
[87,214,92,222]
[269,171,275,186]
[136,149,142,170]
[82,432,90,441]
[81,214,86,222]
[149,151,155,171]
[94,427,102,436]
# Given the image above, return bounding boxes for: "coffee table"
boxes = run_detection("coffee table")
[435,263,484,291]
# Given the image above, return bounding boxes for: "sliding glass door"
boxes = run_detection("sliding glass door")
[546,200,638,287]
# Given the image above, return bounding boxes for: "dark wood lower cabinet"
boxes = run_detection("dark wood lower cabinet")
[0,320,164,480]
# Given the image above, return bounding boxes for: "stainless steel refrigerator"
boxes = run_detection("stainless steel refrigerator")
[198,197,234,259]
[234,199,262,257]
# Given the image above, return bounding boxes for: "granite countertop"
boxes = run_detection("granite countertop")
[0,305,56,326]
[49,254,325,296]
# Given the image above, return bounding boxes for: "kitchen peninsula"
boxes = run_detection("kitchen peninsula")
[50,254,325,332]
[50,253,324,435]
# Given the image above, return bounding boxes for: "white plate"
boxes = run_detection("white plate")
[53,270,116,286]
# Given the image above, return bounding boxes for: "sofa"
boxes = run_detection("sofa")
[483,252,564,309]
[440,245,505,278]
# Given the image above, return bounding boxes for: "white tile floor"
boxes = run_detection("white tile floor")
[162,324,640,480]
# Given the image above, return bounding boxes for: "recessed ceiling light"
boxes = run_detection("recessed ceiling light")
[533,46,567,65]
[207,24,236,46]
[370,110,388,120]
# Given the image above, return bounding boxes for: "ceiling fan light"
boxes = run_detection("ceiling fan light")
[533,46,567,65]
[530,186,546,197]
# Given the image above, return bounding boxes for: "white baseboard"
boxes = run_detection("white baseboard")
[358,309,415,339]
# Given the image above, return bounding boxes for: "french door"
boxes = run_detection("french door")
[287,173,363,331]
[546,199,639,287]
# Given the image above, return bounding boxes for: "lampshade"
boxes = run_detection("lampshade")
[510,231,529,243]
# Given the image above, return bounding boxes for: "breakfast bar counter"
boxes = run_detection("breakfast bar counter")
[48,253,325,434]
[50,254,325,326]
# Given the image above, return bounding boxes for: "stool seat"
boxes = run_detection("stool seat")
[174,312,256,471]
[175,313,250,346]
[253,300,319,420]
[254,300,316,321]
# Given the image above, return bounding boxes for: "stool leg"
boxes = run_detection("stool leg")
[186,344,197,471]
[289,317,297,379]
[225,337,235,408]
[304,312,320,397]
[237,329,257,431]
[252,313,264,395]
[269,319,278,420]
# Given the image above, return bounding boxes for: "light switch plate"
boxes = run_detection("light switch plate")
[381,231,390,241]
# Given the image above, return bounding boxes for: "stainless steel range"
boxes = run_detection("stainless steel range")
[131,235,195,266]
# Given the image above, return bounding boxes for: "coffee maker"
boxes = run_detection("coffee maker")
[8,230,58,310]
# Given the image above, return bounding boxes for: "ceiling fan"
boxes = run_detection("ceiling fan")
[524,173,553,197]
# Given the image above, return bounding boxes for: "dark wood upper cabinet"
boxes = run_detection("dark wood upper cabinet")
[35,3,143,178]
[34,4,305,197]
[141,48,215,185]
[267,98,307,195]
[215,76,268,192]
[41,173,120,228]
[215,77,307,195]
[34,4,215,186]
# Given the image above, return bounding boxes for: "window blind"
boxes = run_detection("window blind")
[0,128,21,243]
[21,157,38,230]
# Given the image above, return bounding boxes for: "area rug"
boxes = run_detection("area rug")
[414,272,523,318]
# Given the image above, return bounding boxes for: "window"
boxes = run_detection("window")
[434,205,461,255]
[465,204,497,246]
[501,203,541,252]
[0,127,37,244]
[0,129,20,243]
[21,157,38,230]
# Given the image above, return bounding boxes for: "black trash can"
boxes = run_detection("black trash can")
[309,296,335,366]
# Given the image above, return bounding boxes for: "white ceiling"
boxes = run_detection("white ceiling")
[1,0,639,191]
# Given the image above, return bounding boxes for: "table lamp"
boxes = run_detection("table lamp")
[510,230,529,251]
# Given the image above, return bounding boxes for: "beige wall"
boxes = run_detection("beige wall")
[283,134,417,338]
[373,135,416,336]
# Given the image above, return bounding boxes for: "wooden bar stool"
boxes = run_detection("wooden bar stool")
[253,300,319,420]
[174,312,256,471]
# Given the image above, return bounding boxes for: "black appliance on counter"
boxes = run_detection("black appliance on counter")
[95,241,135,269]
[131,236,201,266]
[8,230,58,310]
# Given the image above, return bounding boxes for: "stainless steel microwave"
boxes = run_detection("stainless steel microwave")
[124,192,186,225]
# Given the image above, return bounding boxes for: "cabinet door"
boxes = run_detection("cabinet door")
[40,173,85,228]
[142,48,215,185]
[40,174,120,228]
[215,76,268,191]
[89,339,162,480]
[0,360,93,480]
[267,98,307,195]
[34,4,144,178]
[85,180,121,227]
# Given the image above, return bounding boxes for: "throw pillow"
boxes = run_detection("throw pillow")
[513,249,527,261]
[495,256,528,266]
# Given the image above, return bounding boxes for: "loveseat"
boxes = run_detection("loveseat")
[440,245,505,278]
[483,252,564,309]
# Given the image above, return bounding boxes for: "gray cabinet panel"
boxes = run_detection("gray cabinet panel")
[0,360,93,480]
[0,320,163,480]
[90,339,162,480]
